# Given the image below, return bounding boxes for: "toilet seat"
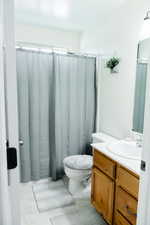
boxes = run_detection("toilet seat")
[63,155,93,170]
[63,155,93,195]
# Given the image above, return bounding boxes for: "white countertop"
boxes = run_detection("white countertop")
[91,143,141,176]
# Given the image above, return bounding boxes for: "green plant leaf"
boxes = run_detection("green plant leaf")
[106,57,120,70]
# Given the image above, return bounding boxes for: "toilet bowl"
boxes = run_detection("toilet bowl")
[63,155,93,195]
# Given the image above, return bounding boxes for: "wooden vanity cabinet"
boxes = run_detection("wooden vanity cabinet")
[91,149,139,225]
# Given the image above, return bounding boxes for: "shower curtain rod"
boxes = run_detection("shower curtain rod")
[15,41,103,58]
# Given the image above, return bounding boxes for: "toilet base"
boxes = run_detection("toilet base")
[68,178,85,195]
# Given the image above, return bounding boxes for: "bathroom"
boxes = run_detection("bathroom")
[0,0,150,225]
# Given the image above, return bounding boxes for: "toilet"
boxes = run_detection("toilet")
[63,155,93,195]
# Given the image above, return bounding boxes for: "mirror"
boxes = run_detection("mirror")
[132,38,150,133]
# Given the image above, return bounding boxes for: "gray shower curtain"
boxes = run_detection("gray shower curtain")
[17,50,96,182]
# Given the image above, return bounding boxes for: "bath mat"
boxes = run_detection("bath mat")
[32,179,75,212]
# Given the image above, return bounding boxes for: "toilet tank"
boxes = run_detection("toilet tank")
[92,133,118,143]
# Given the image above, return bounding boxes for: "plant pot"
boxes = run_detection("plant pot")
[110,66,118,73]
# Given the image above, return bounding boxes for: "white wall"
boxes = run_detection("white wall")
[81,0,149,139]
[15,23,81,50]
[140,19,150,40]
[139,38,150,60]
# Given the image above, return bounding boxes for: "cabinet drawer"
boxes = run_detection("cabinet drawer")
[93,149,116,178]
[117,166,139,199]
[116,187,137,225]
[114,211,131,225]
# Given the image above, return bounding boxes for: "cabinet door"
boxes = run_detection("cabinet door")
[91,168,114,225]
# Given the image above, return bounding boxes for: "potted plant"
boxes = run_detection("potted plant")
[106,57,120,73]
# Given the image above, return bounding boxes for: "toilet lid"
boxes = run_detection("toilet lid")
[63,155,93,170]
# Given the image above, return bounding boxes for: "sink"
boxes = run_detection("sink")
[107,140,141,160]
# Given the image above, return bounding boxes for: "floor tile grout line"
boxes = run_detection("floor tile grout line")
[49,217,54,225]
[32,184,41,213]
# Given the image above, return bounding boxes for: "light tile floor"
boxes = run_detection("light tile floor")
[20,178,107,225]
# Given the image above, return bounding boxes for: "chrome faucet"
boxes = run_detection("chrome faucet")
[136,135,143,148]
[130,130,143,148]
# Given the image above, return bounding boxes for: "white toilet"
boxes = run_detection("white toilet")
[63,155,93,195]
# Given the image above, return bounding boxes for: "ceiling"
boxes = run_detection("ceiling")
[15,0,126,31]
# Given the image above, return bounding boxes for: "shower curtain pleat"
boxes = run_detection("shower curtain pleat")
[17,51,31,181]
[17,50,96,182]
[50,54,96,180]
[17,50,53,182]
